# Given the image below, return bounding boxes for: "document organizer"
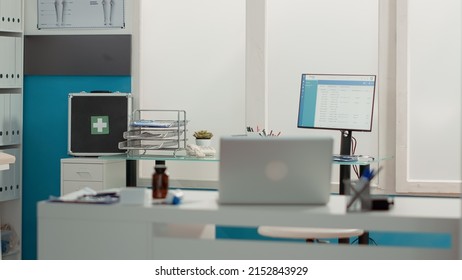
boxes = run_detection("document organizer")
[68,92,132,156]
[118,109,188,157]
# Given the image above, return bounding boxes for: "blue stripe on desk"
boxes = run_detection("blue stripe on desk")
[216,226,451,248]
[166,189,452,249]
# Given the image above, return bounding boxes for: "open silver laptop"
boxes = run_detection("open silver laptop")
[218,136,333,205]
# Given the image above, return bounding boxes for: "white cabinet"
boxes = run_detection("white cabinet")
[0,0,23,260]
[61,158,126,195]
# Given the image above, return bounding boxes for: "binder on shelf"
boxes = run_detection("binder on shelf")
[0,94,5,145]
[0,148,20,202]
[9,93,21,145]
[1,94,11,145]
[15,37,22,87]
[0,37,13,87]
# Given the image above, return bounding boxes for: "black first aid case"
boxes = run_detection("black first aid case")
[68,92,132,156]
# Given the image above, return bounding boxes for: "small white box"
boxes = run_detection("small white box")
[119,188,147,205]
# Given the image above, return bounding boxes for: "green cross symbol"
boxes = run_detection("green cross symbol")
[91,116,109,135]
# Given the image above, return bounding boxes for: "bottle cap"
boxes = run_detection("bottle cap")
[164,190,184,205]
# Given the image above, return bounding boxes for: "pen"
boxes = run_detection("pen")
[90,192,118,197]
[369,166,383,181]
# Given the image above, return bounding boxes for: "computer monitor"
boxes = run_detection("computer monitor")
[297,73,377,194]
[297,73,376,132]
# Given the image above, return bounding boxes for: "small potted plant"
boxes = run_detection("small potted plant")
[193,130,213,147]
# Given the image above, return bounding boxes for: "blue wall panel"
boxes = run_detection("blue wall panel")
[22,75,131,260]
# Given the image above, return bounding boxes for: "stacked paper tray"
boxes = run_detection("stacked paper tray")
[118,139,179,151]
[123,129,182,140]
[130,120,188,128]
[121,110,189,155]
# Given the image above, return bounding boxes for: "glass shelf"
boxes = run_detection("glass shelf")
[101,153,219,162]
[332,156,393,166]
[101,153,392,165]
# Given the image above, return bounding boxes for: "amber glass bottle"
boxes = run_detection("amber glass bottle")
[152,163,169,199]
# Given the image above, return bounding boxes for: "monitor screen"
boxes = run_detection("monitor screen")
[297,74,376,132]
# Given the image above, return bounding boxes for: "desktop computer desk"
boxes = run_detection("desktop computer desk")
[37,189,460,259]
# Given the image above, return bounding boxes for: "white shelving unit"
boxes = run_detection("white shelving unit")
[0,0,23,260]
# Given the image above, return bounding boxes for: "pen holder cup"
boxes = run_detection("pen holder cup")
[246,131,280,137]
[345,179,372,212]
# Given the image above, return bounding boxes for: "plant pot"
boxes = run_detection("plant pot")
[195,139,212,147]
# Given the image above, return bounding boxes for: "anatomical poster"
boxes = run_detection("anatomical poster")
[37,0,125,29]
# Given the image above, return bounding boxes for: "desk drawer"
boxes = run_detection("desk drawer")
[62,164,104,182]
[61,181,104,195]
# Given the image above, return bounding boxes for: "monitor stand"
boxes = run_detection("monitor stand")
[339,130,352,195]
[339,130,371,245]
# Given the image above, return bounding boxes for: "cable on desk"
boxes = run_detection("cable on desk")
[350,237,378,246]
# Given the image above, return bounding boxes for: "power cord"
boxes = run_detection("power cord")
[351,136,359,178]
[350,237,378,246]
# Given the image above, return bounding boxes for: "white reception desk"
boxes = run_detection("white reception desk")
[38,189,461,259]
